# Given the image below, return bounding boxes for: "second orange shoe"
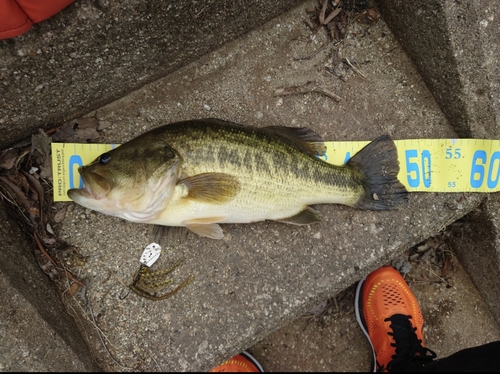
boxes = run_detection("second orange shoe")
[210,351,264,372]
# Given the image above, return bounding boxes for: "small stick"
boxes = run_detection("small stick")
[323,7,342,25]
[344,58,370,82]
[318,0,328,25]
[274,81,342,102]
[33,231,57,266]
[303,16,316,30]
[292,42,330,61]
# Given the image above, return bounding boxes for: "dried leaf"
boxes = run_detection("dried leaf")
[367,8,379,22]
[0,176,31,211]
[52,117,102,143]
[41,236,56,245]
[54,205,68,222]
[35,248,61,282]
[442,254,452,277]
[46,223,55,235]
[0,148,20,170]
[22,170,43,201]
[308,299,328,316]
[28,207,40,219]
[97,120,112,131]
[39,158,53,180]
[12,173,29,196]
[417,244,429,253]
[64,282,80,297]
[31,129,52,157]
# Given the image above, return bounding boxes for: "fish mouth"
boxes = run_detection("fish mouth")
[68,170,112,201]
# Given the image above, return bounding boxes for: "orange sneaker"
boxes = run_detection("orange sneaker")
[355,266,436,372]
[210,351,264,372]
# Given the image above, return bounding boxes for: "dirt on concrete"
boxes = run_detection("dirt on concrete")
[247,225,500,371]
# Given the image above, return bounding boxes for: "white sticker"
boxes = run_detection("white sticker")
[140,243,162,267]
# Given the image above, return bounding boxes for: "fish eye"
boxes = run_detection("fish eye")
[99,153,112,164]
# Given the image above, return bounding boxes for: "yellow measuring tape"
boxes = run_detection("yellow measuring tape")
[322,138,500,194]
[51,139,500,202]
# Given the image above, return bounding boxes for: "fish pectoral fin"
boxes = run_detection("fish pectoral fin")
[276,207,321,225]
[180,173,241,204]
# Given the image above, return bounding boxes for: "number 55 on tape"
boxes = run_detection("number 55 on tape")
[320,138,500,193]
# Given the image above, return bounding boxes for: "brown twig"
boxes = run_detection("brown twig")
[344,57,370,81]
[324,6,342,24]
[274,81,342,102]
[33,231,57,266]
[292,42,331,61]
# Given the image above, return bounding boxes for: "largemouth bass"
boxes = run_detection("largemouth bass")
[68,118,407,239]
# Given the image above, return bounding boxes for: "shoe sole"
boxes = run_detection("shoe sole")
[355,274,377,372]
[241,350,264,372]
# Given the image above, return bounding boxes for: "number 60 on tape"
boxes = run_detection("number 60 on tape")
[320,138,500,193]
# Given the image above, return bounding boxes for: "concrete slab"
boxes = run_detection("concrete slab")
[377,0,500,324]
[2,0,499,371]
[0,0,305,149]
[51,2,486,371]
[0,208,101,371]
[377,0,500,139]
[248,251,500,371]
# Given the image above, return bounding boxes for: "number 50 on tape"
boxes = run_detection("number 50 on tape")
[51,138,500,202]
[321,138,500,193]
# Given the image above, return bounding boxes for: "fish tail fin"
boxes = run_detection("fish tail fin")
[347,135,408,210]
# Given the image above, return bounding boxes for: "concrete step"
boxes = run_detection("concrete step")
[51,2,490,371]
[1,0,499,371]
[0,208,101,371]
[247,238,500,371]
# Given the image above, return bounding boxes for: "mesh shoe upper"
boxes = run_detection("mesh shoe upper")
[355,266,436,372]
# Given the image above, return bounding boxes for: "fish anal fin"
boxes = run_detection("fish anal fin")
[181,173,240,204]
[276,206,321,225]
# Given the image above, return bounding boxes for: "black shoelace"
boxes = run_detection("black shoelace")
[382,314,437,372]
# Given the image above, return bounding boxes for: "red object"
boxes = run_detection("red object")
[0,0,74,39]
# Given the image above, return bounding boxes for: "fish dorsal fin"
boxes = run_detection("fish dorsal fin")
[186,223,224,239]
[276,206,321,225]
[261,126,326,157]
[180,173,240,204]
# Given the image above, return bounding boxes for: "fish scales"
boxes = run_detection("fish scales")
[157,121,362,198]
[143,121,367,222]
